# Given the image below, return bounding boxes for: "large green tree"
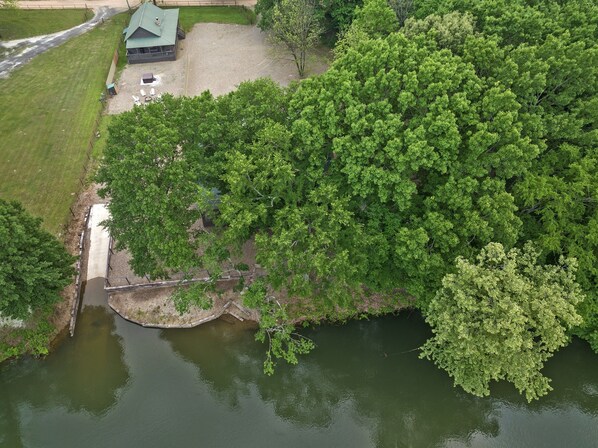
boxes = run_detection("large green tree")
[99,0,598,378]
[0,200,74,319]
[270,31,534,307]
[269,0,324,77]
[97,95,207,278]
[97,81,289,279]
[406,0,598,352]
[256,0,363,40]
[421,242,584,401]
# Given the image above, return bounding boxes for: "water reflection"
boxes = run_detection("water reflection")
[298,318,500,447]
[535,338,598,415]
[0,278,129,446]
[1,292,597,447]
[161,315,499,445]
[161,314,598,448]
[161,321,264,409]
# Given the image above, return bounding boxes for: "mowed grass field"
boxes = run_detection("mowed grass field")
[0,9,92,41]
[177,6,256,31]
[0,14,127,235]
[0,7,253,236]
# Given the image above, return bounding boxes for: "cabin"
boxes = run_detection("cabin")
[124,3,185,64]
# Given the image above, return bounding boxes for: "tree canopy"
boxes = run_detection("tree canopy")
[0,200,74,319]
[256,0,364,41]
[421,242,584,401]
[99,0,598,389]
[404,0,598,350]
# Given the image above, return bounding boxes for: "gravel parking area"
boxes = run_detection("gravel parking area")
[107,23,329,114]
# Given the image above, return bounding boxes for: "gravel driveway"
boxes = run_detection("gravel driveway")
[106,23,329,113]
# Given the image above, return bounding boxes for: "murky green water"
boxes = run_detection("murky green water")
[1,278,597,447]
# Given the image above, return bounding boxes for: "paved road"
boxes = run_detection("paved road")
[0,6,122,77]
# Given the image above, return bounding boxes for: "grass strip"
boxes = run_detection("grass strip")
[176,6,256,31]
[0,9,93,41]
[0,13,128,235]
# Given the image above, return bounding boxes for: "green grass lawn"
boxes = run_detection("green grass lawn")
[0,9,93,41]
[0,6,254,236]
[0,14,128,235]
[176,6,256,31]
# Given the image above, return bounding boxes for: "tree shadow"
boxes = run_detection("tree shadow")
[161,314,505,446]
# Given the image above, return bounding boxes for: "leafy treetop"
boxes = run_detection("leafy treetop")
[0,200,74,319]
[421,242,584,402]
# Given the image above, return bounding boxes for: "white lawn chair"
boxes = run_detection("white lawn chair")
[140,89,147,97]
[150,88,156,96]
[132,95,142,106]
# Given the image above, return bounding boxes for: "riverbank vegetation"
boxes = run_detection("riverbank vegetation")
[98,0,597,399]
[0,200,74,362]
[0,200,75,320]
[421,242,584,401]
[0,309,55,363]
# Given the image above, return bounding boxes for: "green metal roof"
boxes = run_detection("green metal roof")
[125,3,179,49]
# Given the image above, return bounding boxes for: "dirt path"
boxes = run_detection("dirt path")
[0,6,121,78]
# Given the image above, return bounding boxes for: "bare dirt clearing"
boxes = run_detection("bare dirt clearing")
[107,22,330,113]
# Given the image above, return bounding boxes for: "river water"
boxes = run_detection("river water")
[1,277,597,447]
